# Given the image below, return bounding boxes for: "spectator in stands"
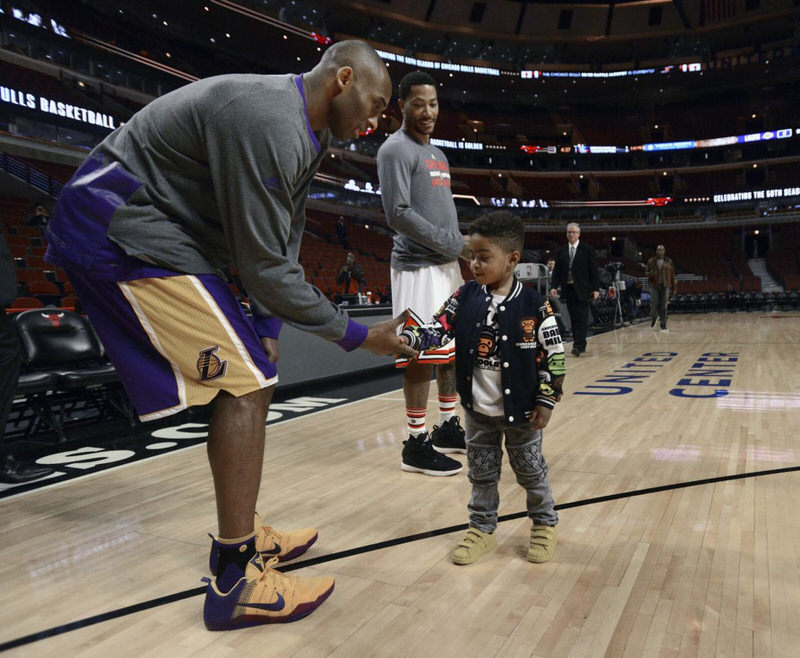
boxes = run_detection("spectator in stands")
[0,232,53,483]
[724,283,738,312]
[44,40,414,631]
[646,244,676,332]
[335,216,350,249]
[546,258,572,340]
[336,252,366,295]
[550,223,600,357]
[377,70,471,476]
[23,203,50,229]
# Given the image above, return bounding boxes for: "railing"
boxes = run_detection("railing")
[0,152,64,198]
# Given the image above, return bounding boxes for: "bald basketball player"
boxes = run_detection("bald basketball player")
[45,41,413,630]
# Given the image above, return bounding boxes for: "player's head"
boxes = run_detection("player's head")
[397,71,438,140]
[313,40,391,141]
[467,211,524,289]
[547,258,555,272]
[656,244,666,257]
[566,222,580,245]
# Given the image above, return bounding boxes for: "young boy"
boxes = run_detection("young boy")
[400,211,566,564]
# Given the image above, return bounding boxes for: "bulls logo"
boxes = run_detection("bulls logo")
[521,317,537,343]
[41,312,65,328]
[197,345,228,381]
[477,331,498,358]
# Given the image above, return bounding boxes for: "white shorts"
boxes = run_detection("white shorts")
[392,261,463,368]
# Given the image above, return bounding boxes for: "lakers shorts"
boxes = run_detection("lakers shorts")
[391,261,463,368]
[65,268,278,421]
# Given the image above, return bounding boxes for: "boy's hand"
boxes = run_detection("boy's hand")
[525,405,552,430]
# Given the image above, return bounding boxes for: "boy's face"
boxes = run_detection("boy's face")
[469,233,520,290]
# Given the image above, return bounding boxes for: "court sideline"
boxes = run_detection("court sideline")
[1,313,799,657]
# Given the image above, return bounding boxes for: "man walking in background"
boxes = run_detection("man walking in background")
[377,71,469,476]
[646,244,676,332]
[550,223,600,357]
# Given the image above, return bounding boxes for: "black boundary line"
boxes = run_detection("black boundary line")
[2,463,798,652]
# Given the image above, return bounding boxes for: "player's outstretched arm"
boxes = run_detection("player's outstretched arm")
[361,312,418,357]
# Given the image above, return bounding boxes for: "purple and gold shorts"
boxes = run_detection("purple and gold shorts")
[66,268,277,421]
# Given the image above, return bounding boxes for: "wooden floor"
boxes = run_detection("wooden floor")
[2,313,800,657]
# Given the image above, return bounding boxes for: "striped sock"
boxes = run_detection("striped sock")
[439,394,458,424]
[406,407,427,437]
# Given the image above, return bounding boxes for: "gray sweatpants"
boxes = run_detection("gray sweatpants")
[464,408,558,533]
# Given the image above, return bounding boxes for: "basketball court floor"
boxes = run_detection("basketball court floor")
[1,312,799,657]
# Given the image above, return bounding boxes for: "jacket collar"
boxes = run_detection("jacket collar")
[480,277,523,303]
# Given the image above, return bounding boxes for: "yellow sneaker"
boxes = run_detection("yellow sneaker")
[451,528,497,565]
[202,554,334,630]
[527,525,557,563]
[209,512,318,574]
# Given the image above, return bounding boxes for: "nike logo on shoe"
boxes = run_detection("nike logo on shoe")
[242,593,286,612]
[261,543,281,556]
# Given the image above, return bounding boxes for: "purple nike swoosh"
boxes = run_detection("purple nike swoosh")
[242,592,285,612]
[261,543,281,555]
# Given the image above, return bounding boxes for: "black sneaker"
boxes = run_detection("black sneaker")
[401,433,463,476]
[431,416,467,454]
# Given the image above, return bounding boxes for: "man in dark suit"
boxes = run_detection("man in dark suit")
[549,223,600,357]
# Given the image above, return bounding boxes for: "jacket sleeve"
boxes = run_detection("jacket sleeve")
[535,297,566,409]
[645,258,656,286]
[587,245,601,292]
[400,287,461,352]
[550,252,563,290]
[203,93,366,350]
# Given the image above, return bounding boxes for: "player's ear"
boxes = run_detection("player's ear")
[336,66,354,92]
[509,250,521,266]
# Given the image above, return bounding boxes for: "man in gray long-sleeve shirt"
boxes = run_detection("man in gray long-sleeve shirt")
[45,40,414,631]
[377,71,468,476]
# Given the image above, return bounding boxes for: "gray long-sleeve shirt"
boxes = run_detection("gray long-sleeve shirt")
[46,73,361,344]
[376,129,463,271]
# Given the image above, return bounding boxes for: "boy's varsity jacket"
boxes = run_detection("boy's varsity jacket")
[402,278,566,426]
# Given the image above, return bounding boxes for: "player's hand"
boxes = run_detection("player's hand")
[592,290,600,301]
[550,288,559,298]
[525,405,552,430]
[361,311,418,357]
[261,337,279,363]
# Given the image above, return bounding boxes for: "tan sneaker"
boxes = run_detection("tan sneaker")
[451,528,497,565]
[202,554,334,630]
[209,512,318,575]
[253,512,318,562]
[527,525,557,563]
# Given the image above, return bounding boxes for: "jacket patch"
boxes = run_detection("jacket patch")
[517,317,538,349]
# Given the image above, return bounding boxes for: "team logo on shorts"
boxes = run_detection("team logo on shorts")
[197,345,228,381]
